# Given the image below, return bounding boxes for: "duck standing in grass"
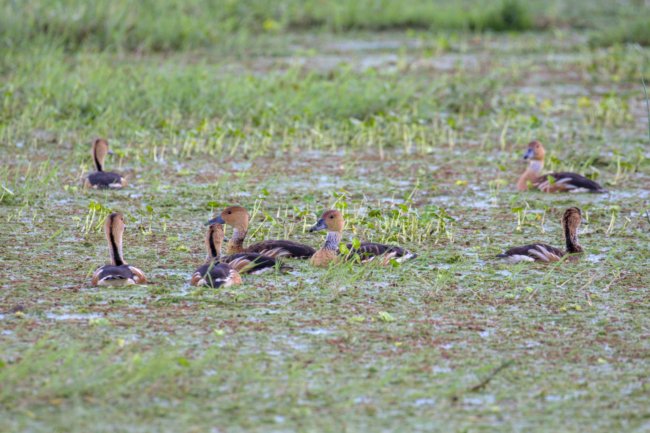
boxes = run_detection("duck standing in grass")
[192,222,283,286]
[208,206,315,259]
[308,209,417,267]
[92,212,146,285]
[84,138,127,189]
[517,141,606,193]
[497,207,584,263]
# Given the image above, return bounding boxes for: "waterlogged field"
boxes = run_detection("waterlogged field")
[1,3,650,432]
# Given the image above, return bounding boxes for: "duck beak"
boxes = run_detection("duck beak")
[206,215,225,226]
[309,218,327,232]
[523,148,534,160]
[107,150,115,156]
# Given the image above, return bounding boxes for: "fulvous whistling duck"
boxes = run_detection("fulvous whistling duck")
[207,206,315,259]
[91,213,146,285]
[84,138,127,189]
[192,223,282,283]
[191,223,242,287]
[308,209,417,267]
[497,207,584,263]
[517,141,606,193]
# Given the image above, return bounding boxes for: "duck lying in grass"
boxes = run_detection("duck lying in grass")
[92,212,146,286]
[517,141,606,193]
[308,209,417,267]
[497,207,584,263]
[208,206,315,259]
[191,222,284,287]
[84,138,127,189]
[191,222,242,288]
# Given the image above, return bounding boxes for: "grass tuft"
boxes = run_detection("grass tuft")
[471,0,534,32]
[590,17,650,47]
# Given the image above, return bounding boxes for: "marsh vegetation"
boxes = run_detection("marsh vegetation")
[1,1,649,431]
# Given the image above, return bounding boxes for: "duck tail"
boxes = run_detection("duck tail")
[405,251,418,260]
[394,251,417,263]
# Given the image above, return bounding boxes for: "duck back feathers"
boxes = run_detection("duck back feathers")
[535,172,606,193]
[191,261,241,287]
[245,240,315,259]
[92,264,146,286]
[87,171,126,189]
[221,252,283,274]
[347,242,417,263]
[496,243,565,263]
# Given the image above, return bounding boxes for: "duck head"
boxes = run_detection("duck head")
[309,209,344,233]
[205,222,225,260]
[523,140,545,161]
[105,212,126,265]
[562,207,584,253]
[207,205,250,231]
[105,212,125,237]
[562,207,582,231]
[92,138,113,171]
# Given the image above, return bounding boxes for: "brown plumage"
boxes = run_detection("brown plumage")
[191,262,242,288]
[497,207,584,263]
[190,223,242,287]
[517,141,606,193]
[84,138,127,189]
[207,206,315,259]
[193,223,282,280]
[92,213,146,285]
[308,209,417,267]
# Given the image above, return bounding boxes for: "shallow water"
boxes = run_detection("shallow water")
[1,29,649,433]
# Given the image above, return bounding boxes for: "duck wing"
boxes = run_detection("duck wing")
[87,171,125,189]
[222,252,279,274]
[191,262,241,287]
[346,242,417,263]
[246,240,315,259]
[127,266,147,283]
[497,243,565,263]
[534,172,606,193]
[92,264,143,286]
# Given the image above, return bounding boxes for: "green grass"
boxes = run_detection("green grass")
[2,0,650,52]
[2,0,533,51]
[591,16,650,47]
[1,2,650,432]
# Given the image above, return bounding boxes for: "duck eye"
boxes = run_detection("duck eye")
[227,211,232,214]
[329,215,334,219]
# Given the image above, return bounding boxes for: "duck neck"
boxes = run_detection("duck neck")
[323,231,342,251]
[206,228,221,262]
[564,223,583,254]
[227,228,247,254]
[108,228,125,266]
[528,160,543,174]
[94,148,104,172]
[517,160,544,191]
